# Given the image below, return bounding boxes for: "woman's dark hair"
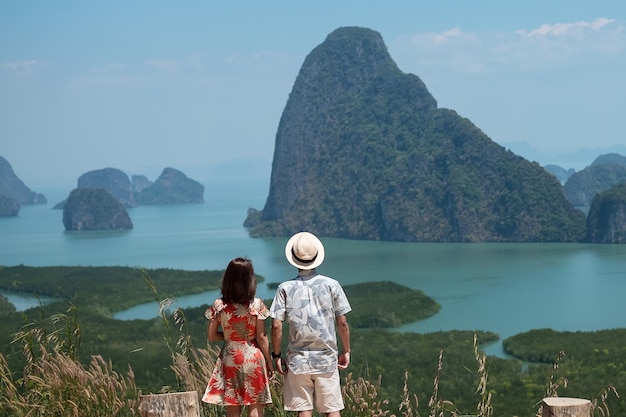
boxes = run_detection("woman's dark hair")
[221,257,257,304]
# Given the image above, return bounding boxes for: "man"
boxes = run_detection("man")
[270,231,351,417]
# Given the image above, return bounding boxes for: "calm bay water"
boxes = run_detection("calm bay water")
[2,175,626,358]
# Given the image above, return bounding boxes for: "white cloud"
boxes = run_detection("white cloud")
[519,17,615,38]
[0,59,38,76]
[391,17,625,74]
[397,28,478,48]
[432,28,465,45]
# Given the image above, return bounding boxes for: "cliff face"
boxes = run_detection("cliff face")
[0,194,20,217]
[564,153,626,207]
[62,188,133,231]
[586,183,626,243]
[0,156,47,205]
[248,26,586,242]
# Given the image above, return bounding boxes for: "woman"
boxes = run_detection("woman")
[202,258,273,417]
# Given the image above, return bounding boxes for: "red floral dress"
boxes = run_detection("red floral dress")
[201,298,272,406]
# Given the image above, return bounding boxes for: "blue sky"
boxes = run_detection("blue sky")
[2,1,625,188]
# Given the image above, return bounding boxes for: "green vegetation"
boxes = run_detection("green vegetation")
[343,281,440,328]
[0,265,623,416]
[0,265,223,313]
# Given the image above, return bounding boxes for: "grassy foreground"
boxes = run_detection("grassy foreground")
[0,265,623,416]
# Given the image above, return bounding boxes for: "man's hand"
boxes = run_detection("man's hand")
[338,351,350,370]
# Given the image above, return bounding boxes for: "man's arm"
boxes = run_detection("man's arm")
[271,318,287,374]
[336,314,350,369]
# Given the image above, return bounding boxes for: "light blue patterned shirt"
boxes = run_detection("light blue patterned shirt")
[270,270,351,374]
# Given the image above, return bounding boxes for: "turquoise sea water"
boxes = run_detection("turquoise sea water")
[2,175,626,357]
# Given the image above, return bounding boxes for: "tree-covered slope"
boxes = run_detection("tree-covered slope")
[247,27,585,242]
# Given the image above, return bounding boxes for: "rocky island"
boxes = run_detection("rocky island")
[62,187,133,231]
[55,167,204,210]
[77,168,136,207]
[245,27,586,242]
[55,167,203,230]
[135,167,204,205]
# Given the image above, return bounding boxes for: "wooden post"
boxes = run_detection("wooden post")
[542,397,591,417]
[138,391,200,417]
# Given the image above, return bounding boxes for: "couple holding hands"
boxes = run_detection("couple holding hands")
[202,232,352,417]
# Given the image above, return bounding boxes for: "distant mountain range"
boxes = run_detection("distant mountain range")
[500,141,626,172]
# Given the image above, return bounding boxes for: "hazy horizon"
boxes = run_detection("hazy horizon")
[8,141,626,200]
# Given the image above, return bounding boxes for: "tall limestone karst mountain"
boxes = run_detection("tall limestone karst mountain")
[0,156,47,207]
[246,27,586,242]
[564,153,626,207]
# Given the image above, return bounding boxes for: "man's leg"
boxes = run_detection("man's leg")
[313,370,344,416]
[284,372,315,413]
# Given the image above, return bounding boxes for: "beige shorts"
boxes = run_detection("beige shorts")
[283,369,344,413]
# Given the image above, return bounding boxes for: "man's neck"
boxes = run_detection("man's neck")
[298,268,316,276]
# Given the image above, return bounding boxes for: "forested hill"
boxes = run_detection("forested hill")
[246,26,586,242]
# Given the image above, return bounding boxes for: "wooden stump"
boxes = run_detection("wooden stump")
[138,391,200,417]
[542,397,591,417]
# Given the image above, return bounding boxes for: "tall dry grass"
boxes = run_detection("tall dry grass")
[0,304,137,417]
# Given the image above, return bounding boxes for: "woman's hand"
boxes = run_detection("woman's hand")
[274,356,288,374]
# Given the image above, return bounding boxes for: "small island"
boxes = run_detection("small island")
[62,188,133,231]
